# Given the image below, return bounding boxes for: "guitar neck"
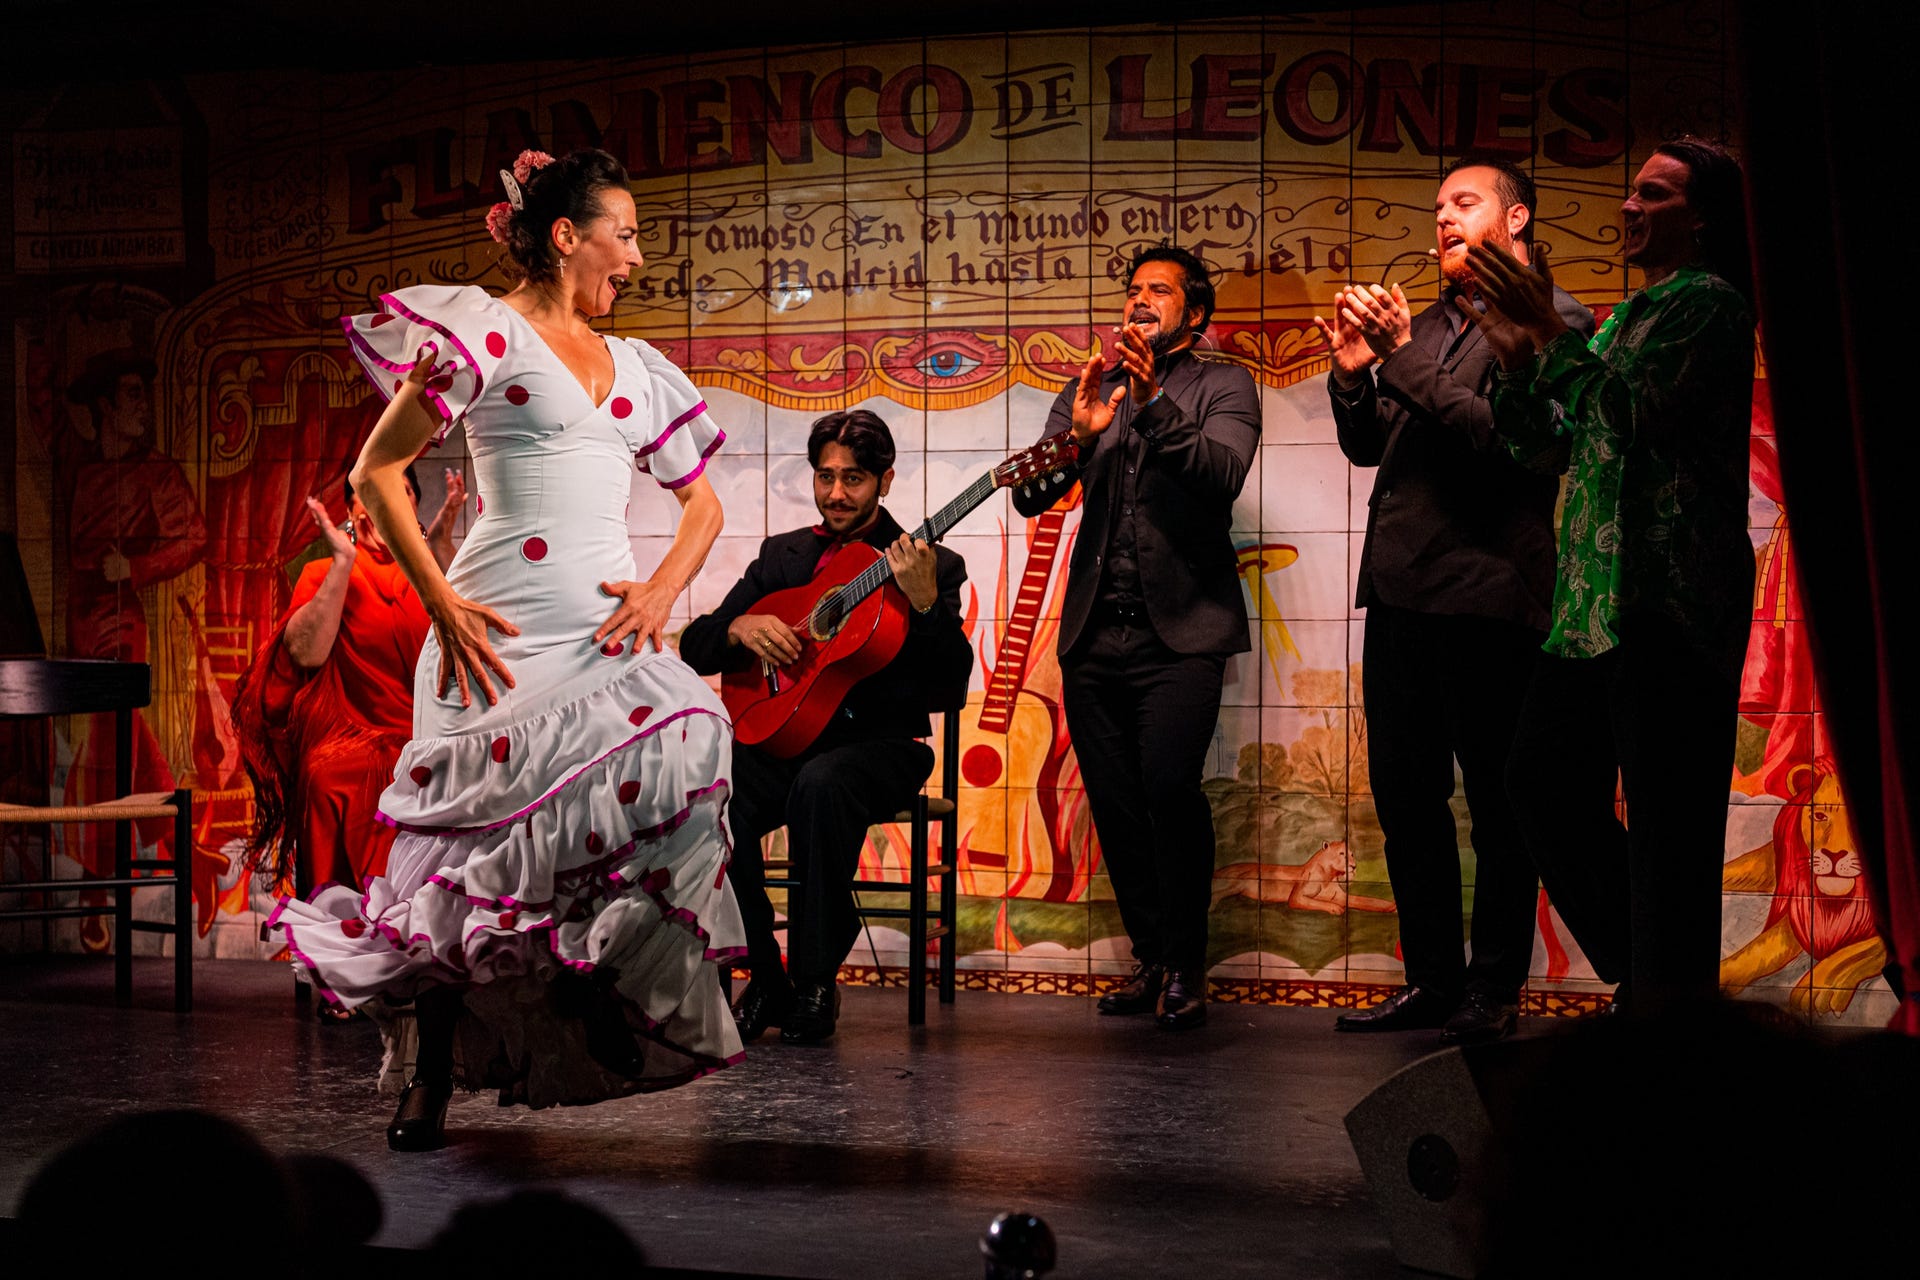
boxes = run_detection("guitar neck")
[837,469,999,607]
[824,430,1073,624]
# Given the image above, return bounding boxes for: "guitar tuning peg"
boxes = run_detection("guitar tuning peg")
[1052,470,1065,483]
[1038,475,1050,490]
[1021,484,1031,498]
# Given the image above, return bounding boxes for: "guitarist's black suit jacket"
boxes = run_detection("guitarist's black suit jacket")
[1013,346,1261,656]
[1332,287,1595,629]
[680,507,973,746]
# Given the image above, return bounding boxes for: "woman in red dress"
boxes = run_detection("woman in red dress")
[237,465,465,912]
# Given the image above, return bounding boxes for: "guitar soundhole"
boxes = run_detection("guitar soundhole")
[808,587,846,641]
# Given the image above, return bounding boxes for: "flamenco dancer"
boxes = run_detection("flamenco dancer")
[270,147,745,1150]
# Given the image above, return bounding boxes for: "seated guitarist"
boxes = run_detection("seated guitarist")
[681,409,972,1044]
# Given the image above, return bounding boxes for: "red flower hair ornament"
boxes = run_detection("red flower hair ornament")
[485,150,558,243]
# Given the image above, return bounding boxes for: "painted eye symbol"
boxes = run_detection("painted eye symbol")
[914,347,982,379]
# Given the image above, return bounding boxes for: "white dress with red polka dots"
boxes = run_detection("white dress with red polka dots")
[271,284,745,1108]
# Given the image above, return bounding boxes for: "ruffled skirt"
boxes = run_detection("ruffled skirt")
[270,649,745,1109]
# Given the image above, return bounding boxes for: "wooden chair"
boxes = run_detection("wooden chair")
[0,659,194,1011]
[763,707,961,1024]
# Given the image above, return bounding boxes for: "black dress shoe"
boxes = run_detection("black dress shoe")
[386,1077,452,1152]
[1334,984,1455,1033]
[1097,963,1166,1016]
[1440,987,1518,1045]
[780,981,840,1044]
[732,978,796,1042]
[1156,970,1208,1030]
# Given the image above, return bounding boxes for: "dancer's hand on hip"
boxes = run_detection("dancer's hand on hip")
[596,579,677,656]
[429,592,519,707]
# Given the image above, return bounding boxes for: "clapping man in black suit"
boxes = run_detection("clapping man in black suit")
[1320,159,1595,1043]
[1014,245,1261,1030]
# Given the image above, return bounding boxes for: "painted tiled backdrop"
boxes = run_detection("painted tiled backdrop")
[5,4,1876,1020]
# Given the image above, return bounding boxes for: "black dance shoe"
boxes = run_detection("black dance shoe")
[1334,984,1455,1033]
[386,1077,452,1152]
[1156,970,1208,1030]
[552,969,649,1077]
[779,981,840,1044]
[583,1005,650,1078]
[1096,963,1166,1016]
[732,979,796,1043]
[1439,986,1519,1045]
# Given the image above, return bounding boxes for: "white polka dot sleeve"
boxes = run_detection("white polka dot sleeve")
[340,285,507,443]
[623,339,726,491]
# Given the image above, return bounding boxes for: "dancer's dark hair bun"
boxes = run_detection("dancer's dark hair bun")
[497,148,631,283]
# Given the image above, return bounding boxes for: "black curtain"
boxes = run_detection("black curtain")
[1738,18,1918,1031]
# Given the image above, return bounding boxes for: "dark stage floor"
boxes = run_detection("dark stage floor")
[0,956,1469,1277]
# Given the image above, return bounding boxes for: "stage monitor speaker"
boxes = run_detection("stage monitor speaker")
[1349,1005,1919,1278]
[1343,1039,1553,1280]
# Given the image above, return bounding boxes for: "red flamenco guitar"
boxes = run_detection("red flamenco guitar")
[722,432,1081,758]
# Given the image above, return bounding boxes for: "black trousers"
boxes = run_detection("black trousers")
[1506,615,1741,1006]
[1061,613,1227,975]
[725,737,934,988]
[1363,603,1544,999]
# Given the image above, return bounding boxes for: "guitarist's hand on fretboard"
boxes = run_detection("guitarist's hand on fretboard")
[728,612,803,667]
[883,533,941,613]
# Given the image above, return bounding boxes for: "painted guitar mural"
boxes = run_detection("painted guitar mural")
[722,432,1082,757]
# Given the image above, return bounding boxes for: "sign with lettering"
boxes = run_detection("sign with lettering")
[13,126,187,271]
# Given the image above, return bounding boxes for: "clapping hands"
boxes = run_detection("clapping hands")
[1456,243,1570,370]
[1316,283,1413,386]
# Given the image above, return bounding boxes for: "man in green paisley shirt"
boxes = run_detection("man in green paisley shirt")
[1462,138,1755,1011]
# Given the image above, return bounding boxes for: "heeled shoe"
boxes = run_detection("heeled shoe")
[386,1077,452,1152]
[552,969,649,1077]
[583,1005,649,1078]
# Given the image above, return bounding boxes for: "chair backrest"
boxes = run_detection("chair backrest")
[936,704,961,804]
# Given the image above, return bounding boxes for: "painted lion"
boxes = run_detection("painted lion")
[1721,759,1885,1014]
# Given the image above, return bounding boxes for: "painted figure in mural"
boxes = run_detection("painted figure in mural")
[269,148,743,1151]
[1465,137,1756,1011]
[681,409,972,1045]
[1318,159,1596,1044]
[1721,758,1885,1012]
[1013,245,1260,1031]
[60,348,208,922]
[233,466,465,1005]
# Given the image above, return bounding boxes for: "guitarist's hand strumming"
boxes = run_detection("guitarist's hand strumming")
[729,612,803,667]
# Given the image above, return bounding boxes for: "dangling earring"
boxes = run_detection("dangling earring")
[347,519,358,546]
